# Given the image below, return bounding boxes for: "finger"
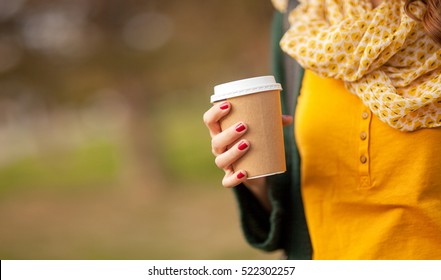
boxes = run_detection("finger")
[211,122,247,156]
[215,139,250,169]
[282,115,293,126]
[222,169,248,188]
[203,101,231,138]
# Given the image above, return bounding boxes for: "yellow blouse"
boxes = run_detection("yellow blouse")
[295,70,441,259]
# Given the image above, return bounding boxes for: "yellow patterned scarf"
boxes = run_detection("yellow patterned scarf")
[275,0,441,131]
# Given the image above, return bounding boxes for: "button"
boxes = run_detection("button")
[360,155,368,164]
[360,131,367,140]
[362,111,369,119]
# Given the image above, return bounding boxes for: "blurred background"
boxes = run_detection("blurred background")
[0,0,280,259]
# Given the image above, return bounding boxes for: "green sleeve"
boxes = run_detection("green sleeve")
[232,176,289,252]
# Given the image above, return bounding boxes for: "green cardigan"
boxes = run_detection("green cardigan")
[233,8,313,260]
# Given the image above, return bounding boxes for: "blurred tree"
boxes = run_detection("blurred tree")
[0,0,273,188]
[0,0,272,104]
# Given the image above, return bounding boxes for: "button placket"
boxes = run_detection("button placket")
[359,108,372,189]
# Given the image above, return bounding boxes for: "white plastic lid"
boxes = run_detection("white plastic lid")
[211,75,282,103]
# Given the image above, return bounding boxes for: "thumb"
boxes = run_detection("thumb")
[282,115,293,126]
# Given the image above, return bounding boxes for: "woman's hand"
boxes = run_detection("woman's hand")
[203,101,250,188]
[203,101,293,189]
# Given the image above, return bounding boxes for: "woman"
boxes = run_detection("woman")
[203,0,441,259]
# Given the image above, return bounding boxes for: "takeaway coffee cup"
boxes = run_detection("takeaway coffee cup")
[211,76,286,179]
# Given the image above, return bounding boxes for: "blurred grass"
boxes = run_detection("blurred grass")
[0,185,281,259]
[0,139,120,196]
[0,105,281,260]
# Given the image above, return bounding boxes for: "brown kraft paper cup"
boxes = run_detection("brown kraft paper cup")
[212,76,286,179]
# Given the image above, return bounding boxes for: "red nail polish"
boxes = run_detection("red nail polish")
[235,123,246,132]
[237,172,245,179]
[220,102,229,110]
[238,141,248,151]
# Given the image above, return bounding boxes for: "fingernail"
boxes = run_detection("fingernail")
[238,141,248,151]
[237,172,245,179]
[220,102,229,110]
[235,123,246,132]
